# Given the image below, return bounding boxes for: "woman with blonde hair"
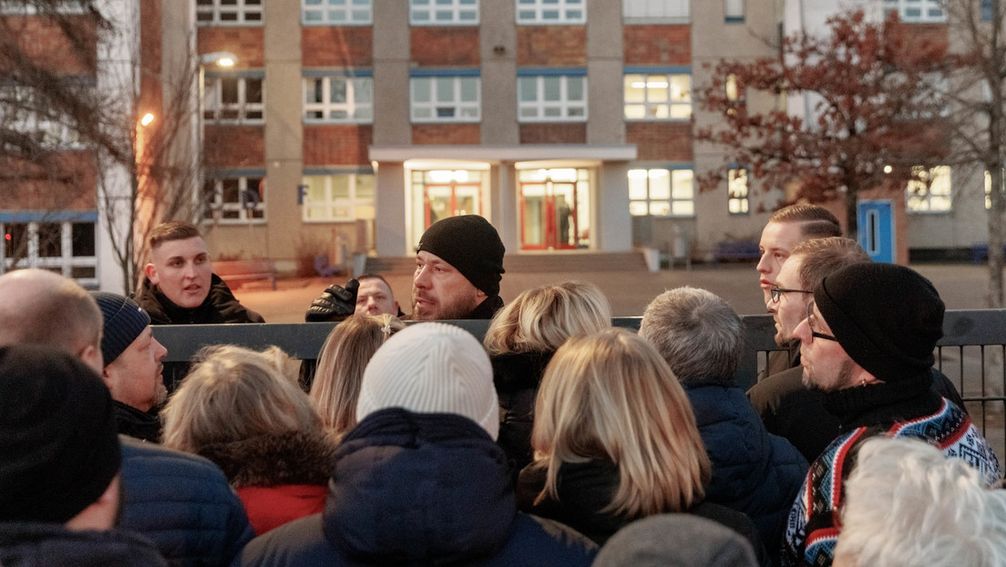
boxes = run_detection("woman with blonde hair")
[162,344,335,536]
[309,314,404,439]
[483,281,611,477]
[518,328,767,562]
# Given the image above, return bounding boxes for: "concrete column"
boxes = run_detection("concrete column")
[597,162,632,251]
[375,162,407,255]
[586,0,624,144]
[480,1,518,145]
[373,0,411,145]
[492,163,518,253]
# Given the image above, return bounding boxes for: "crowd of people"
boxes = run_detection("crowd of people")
[1,209,1005,566]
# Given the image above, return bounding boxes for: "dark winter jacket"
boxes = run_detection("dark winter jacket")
[491,350,554,480]
[0,522,167,567]
[196,431,336,536]
[119,436,254,566]
[137,274,265,325]
[516,459,769,565]
[114,400,162,443]
[241,409,598,567]
[686,383,807,560]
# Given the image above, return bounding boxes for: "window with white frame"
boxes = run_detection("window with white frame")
[906,165,951,213]
[302,172,375,222]
[411,0,478,24]
[303,0,372,24]
[196,0,263,25]
[516,0,585,24]
[203,176,266,222]
[624,73,691,120]
[882,0,946,22]
[0,86,84,148]
[410,75,480,122]
[518,74,587,122]
[628,168,694,217]
[728,168,749,214]
[724,0,744,21]
[1,220,97,285]
[622,0,688,20]
[203,75,264,124]
[304,75,373,123]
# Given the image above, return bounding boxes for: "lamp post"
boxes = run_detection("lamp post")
[195,51,237,221]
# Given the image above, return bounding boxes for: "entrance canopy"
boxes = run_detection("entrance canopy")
[369,144,637,163]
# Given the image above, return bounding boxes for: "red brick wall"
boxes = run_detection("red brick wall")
[303,125,372,165]
[411,27,479,66]
[412,124,480,144]
[627,122,692,161]
[623,25,690,66]
[517,26,586,66]
[302,27,372,67]
[0,152,97,210]
[204,126,265,167]
[0,15,97,75]
[519,123,586,144]
[198,27,264,68]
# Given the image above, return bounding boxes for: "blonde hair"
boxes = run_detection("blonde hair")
[161,344,323,453]
[309,314,404,437]
[483,281,612,355]
[531,328,711,517]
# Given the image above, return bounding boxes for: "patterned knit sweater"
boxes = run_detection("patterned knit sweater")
[781,379,1002,566]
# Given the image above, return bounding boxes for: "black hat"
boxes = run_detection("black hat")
[0,344,121,523]
[92,291,151,365]
[417,215,506,297]
[814,263,944,383]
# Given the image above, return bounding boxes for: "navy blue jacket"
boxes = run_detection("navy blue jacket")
[241,409,597,566]
[686,384,807,560]
[120,437,254,566]
[0,522,166,566]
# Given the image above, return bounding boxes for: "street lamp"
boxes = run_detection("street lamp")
[196,51,238,221]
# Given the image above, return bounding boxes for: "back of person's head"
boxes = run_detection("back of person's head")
[483,280,612,356]
[0,344,121,526]
[835,437,1006,567]
[311,314,405,436]
[532,328,710,517]
[148,220,202,250]
[639,287,743,385]
[161,344,322,453]
[791,237,870,290]
[594,514,758,567]
[356,322,499,439]
[0,269,102,368]
[768,204,841,239]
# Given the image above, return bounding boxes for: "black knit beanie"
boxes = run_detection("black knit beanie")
[416,215,506,297]
[814,263,944,383]
[0,344,121,523]
[92,291,151,365]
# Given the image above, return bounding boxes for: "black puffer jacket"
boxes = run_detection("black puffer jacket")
[136,274,264,325]
[0,522,167,567]
[492,350,553,480]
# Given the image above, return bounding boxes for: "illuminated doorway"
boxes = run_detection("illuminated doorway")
[410,169,486,244]
[518,168,590,250]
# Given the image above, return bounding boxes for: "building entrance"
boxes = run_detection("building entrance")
[518,168,590,250]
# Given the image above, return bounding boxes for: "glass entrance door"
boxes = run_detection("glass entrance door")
[424,183,479,227]
[518,168,590,250]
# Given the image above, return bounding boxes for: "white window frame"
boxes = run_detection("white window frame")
[516,0,585,24]
[906,165,952,214]
[410,0,479,25]
[622,0,688,21]
[203,75,264,124]
[302,172,376,222]
[303,75,373,123]
[410,75,481,123]
[628,168,695,218]
[725,0,744,21]
[518,74,587,122]
[0,1,87,14]
[196,0,263,26]
[728,168,750,215]
[302,0,373,25]
[882,0,946,23]
[0,220,97,287]
[0,86,85,149]
[204,176,267,223]
[623,73,692,121]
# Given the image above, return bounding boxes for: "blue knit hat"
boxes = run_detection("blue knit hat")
[91,292,151,365]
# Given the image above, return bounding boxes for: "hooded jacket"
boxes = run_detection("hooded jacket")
[137,274,264,325]
[241,408,597,567]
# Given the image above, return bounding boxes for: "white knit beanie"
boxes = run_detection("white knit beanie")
[356,322,499,440]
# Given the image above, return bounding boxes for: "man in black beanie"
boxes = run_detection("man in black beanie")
[781,263,1002,567]
[307,215,506,321]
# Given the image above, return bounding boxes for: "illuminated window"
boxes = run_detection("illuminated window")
[906,165,952,213]
[302,172,375,222]
[728,168,749,214]
[628,168,694,217]
[624,73,691,120]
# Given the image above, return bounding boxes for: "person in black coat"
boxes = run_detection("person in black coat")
[483,281,612,480]
[517,329,769,565]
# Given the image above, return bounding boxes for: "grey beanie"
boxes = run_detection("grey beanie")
[594,514,758,567]
[92,291,151,365]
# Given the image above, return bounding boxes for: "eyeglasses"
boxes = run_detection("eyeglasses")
[770,285,814,304]
[806,302,838,342]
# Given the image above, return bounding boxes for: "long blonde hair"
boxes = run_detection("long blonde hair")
[483,281,611,355]
[310,314,404,437]
[531,328,711,517]
[161,344,323,453]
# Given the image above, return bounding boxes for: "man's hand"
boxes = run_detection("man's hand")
[305,279,360,322]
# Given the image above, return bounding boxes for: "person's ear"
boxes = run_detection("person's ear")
[79,343,104,375]
[144,262,159,285]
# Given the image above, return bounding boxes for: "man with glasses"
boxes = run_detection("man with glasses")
[781,263,1001,567]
